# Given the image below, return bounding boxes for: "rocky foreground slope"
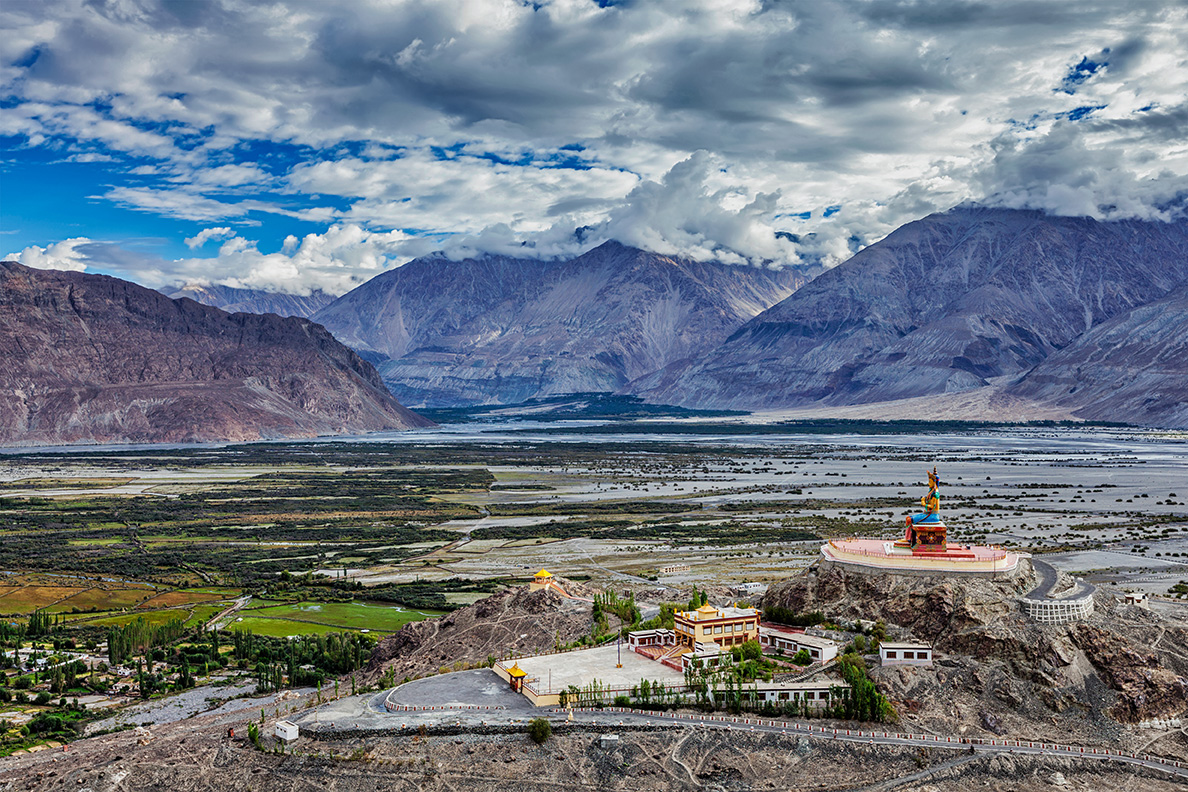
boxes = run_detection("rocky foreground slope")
[762,561,1188,741]
[0,262,431,445]
[4,699,1180,792]
[312,241,807,406]
[645,208,1188,424]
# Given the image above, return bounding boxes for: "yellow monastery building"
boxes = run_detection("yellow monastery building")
[674,604,759,649]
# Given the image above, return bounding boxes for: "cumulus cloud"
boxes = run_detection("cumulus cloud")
[2,0,1186,287]
[184,227,236,248]
[6,238,93,272]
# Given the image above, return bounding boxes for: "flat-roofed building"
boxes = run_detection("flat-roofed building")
[627,629,674,650]
[759,627,840,664]
[879,642,933,667]
[675,604,759,649]
[713,679,848,708]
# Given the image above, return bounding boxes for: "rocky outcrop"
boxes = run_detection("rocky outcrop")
[312,241,807,406]
[165,284,334,319]
[1070,624,1188,723]
[364,583,594,681]
[0,261,431,445]
[645,208,1188,423]
[763,562,1188,727]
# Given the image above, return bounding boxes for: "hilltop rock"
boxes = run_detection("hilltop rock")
[312,240,807,407]
[0,261,431,446]
[364,582,595,681]
[762,562,1188,730]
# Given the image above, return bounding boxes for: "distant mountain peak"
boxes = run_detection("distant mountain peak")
[311,245,810,407]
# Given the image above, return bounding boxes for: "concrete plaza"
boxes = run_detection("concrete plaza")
[512,643,684,695]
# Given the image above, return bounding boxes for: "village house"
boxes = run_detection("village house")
[879,642,933,667]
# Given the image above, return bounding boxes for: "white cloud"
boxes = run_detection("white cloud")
[6,238,93,272]
[184,227,236,248]
[2,0,1187,275]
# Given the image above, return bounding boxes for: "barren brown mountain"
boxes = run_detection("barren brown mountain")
[0,261,432,445]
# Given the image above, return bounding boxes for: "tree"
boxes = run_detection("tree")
[527,717,551,744]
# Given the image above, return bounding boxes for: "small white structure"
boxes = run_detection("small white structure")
[627,629,674,650]
[732,582,767,595]
[1124,593,1150,610]
[599,734,620,749]
[880,642,933,667]
[275,720,299,742]
[682,643,727,671]
[759,627,840,664]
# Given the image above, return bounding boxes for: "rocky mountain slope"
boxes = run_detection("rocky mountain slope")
[643,208,1188,422]
[312,241,807,406]
[364,581,595,682]
[762,561,1188,735]
[165,283,334,318]
[0,262,431,445]
[1006,284,1188,427]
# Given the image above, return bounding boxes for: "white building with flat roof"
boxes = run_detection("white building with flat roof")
[759,627,840,664]
[879,642,933,667]
[714,679,848,708]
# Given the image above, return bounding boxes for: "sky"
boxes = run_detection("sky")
[2,0,1187,296]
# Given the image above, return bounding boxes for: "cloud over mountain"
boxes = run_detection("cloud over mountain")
[3,0,1186,292]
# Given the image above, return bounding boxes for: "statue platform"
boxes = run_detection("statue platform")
[818,466,1022,577]
[822,537,1021,575]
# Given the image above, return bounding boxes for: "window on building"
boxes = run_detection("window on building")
[904,651,914,659]
[805,692,815,700]
[780,692,789,700]
[714,626,723,634]
[886,651,897,659]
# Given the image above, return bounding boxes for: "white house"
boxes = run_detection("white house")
[759,626,840,664]
[713,679,848,708]
[879,642,933,667]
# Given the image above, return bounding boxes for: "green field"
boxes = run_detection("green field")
[228,616,353,637]
[184,603,230,627]
[240,600,442,634]
[85,609,191,628]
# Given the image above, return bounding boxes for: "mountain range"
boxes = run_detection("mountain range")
[643,208,1188,419]
[311,241,809,406]
[165,284,333,318]
[0,262,430,446]
[7,206,1186,438]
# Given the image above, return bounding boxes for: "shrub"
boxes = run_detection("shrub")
[527,717,551,744]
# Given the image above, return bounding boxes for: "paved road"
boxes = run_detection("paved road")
[293,670,1187,782]
[1026,559,1096,602]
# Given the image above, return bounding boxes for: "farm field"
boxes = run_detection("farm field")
[228,616,357,638]
[50,587,155,613]
[241,601,443,634]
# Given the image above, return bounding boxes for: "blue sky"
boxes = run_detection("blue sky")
[2,0,1186,294]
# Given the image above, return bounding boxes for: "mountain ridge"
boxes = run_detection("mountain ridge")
[312,240,810,407]
[641,207,1188,424]
[164,284,334,318]
[0,262,431,446]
